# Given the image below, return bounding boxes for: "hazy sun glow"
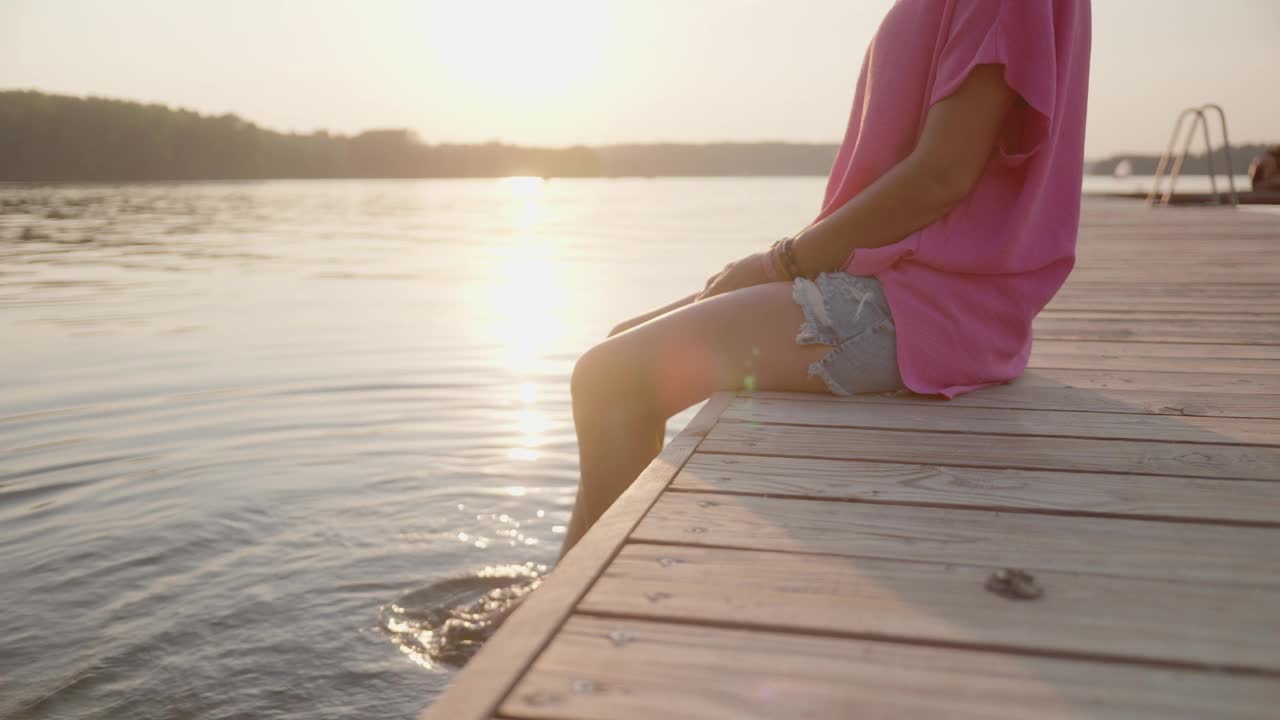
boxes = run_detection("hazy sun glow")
[4,2,1279,154]
[421,1,615,101]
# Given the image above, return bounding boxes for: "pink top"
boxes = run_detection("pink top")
[819,0,1092,397]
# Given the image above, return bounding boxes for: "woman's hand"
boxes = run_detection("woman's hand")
[697,250,777,301]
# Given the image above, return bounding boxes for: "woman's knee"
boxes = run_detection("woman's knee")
[571,342,622,404]
[571,341,654,414]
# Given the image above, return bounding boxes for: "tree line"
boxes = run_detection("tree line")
[0,91,843,181]
[1,90,1270,181]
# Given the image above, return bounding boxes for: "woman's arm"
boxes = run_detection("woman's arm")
[695,64,1017,300]
[790,64,1018,276]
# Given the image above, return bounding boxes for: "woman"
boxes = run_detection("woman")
[564,0,1092,554]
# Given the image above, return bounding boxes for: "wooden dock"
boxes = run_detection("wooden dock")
[423,198,1280,719]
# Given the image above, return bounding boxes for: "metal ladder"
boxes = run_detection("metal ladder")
[1146,103,1239,207]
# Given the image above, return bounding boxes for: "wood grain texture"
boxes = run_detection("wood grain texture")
[1038,269,1279,284]
[500,615,1280,720]
[672,453,1280,525]
[1046,287,1280,314]
[420,392,734,720]
[740,386,1280,419]
[1015,368,1280,394]
[719,395,1280,446]
[579,544,1280,671]
[1029,339,1280,361]
[1032,318,1280,344]
[630,491,1280,586]
[1027,352,1280,376]
[1041,310,1280,322]
[700,422,1280,481]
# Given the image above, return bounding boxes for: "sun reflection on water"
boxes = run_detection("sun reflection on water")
[472,177,577,463]
[482,177,572,376]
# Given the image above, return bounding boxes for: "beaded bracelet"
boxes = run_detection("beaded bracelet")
[778,236,804,280]
[768,239,791,281]
[759,244,780,281]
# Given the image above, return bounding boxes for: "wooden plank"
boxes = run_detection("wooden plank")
[1048,269,1280,284]
[1074,244,1280,252]
[580,544,1280,671]
[672,453,1280,525]
[1029,339,1280,361]
[977,383,1280,417]
[1044,298,1280,313]
[1041,310,1280,322]
[420,392,735,720]
[1069,246,1280,257]
[1016,368,1280,395]
[720,396,1280,446]
[1070,258,1280,270]
[1045,299,1280,313]
[1028,353,1280,376]
[1048,286,1280,312]
[1028,337,1280,374]
[1031,317,1280,344]
[1052,282,1280,294]
[700,422,1280,481]
[630,491,1280,586]
[1075,231,1280,240]
[500,615,1280,720]
[742,387,1280,419]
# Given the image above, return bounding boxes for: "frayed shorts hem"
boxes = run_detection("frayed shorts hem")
[791,273,906,396]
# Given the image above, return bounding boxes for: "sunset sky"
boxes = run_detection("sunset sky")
[2,0,1276,158]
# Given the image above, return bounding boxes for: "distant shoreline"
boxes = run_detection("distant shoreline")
[1,90,1273,182]
[0,173,1253,187]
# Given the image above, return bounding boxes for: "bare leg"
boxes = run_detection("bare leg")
[608,292,699,339]
[606,295,695,469]
[561,281,831,555]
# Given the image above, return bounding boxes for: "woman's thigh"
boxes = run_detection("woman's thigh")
[573,280,831,420]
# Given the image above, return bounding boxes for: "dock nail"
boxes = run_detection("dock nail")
[985,568,1044,600]
[644,591,672,603]
[687,526,707,534]
[608,630,637,647]
[571,679,599,695]
[520,691,564,707]
[656,557,681,567]
[696,499,720,508]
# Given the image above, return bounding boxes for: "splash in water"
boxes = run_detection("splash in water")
[378,563,546,669]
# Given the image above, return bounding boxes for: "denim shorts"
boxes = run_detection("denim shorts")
[792,272,906,395]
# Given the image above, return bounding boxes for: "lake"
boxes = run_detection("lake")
[0,177,830,719]
[0,174,1242,718]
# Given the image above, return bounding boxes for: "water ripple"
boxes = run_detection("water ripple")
[0,177,814,719]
